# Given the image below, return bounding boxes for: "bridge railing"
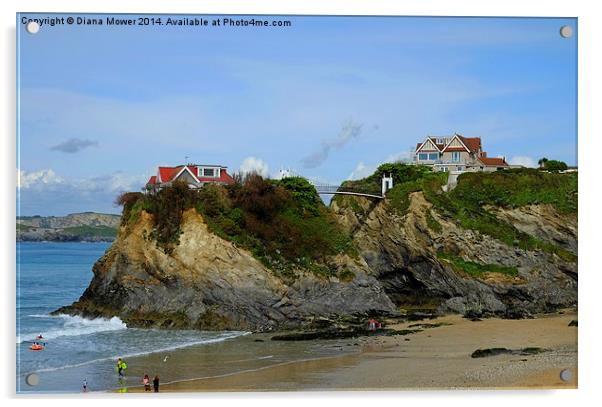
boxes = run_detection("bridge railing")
[312,183,383,198]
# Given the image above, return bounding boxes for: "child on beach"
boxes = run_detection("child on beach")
[116,358,127,377]
[143,374,151,392]
[82,378,88,393]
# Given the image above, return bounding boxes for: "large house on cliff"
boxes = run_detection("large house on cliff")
[414,133,509,172]
[145,164,235,192]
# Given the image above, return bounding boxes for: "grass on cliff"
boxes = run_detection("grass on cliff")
[424,169,577,262]
[450,168,577,214]
[117,176,354,277]
[334,163,577,262]
[437,252,518,278]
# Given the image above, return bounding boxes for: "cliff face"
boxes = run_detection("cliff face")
[57,171,577,330]
[331,192,577,317]
[57,209,395,331]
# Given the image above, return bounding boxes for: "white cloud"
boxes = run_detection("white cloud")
[348,162,376,180]
[17,168,148,215]
[18,169,64,189]
[508,156,537,168]
[239,157,269,177]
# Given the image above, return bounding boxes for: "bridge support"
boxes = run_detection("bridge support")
[382,173,393,196]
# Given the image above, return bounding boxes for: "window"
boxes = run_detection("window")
[418,153,428,161]
[428,153,438,161]
[452,152,460,162]
[203,168,215,177]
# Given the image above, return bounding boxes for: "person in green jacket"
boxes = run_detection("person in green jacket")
[116,358,127,377]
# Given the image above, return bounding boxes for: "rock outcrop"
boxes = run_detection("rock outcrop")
[57,185,577,330]
[56,209,395,331]
[331,192,577,317]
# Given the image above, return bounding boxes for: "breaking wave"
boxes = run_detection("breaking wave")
[18,314,127,343]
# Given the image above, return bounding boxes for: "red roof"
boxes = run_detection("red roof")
[147,164,234,186]
[479,157,508,166]
[457,136,481,153]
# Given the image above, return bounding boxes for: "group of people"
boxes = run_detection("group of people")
[142,374,160,392]
[368,318,383,330]
[113,358,160,392]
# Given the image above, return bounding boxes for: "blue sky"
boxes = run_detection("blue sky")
[17,14,577,215]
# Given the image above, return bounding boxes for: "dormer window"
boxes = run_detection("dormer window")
[203,168,216,177]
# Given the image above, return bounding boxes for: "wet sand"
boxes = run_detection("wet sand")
[125,311,577,392]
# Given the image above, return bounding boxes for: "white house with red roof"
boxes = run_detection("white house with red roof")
[145,164,235,191]
[414,133,509,172]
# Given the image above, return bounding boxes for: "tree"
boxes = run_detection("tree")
[542,160,568,172]
[537,157,548,168]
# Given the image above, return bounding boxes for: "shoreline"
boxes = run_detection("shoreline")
[122,310,577,392]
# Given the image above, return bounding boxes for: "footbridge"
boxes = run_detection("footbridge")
[309,182,385,199]
[279,169,393,199]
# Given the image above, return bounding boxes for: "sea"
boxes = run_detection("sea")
[16,242,355,393]
[16,242,249,393]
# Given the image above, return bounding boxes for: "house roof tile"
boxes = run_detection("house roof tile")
[457,136,481,153]
[479,157,508,166]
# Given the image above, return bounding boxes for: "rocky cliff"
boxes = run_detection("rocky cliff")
[331,191,577,317]
[56,208,395,330]
[56,168,577,330]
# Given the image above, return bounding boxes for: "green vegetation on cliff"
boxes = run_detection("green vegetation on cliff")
[336,163,577,262]
[425,169,577,261]
[437,252,518,278]
[450,169,577,214]
[118,176,354,277]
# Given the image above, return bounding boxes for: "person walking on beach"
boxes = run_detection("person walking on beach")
[82,378,88,393]
[153,375,160,393]
[369,318,376,330]
[143,374,151,392]
[116,358,127,377]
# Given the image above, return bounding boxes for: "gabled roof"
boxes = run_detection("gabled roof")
[441,134,482,154]
[416,137,445,152]
[147,164,235,186]
[458,136,482,153]
[478,157,508,167]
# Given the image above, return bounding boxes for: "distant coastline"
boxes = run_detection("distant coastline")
[16,212,120,242]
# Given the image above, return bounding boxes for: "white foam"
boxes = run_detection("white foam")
[22,331,249,375]
[17,314,127,343]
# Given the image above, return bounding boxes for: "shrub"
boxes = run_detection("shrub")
[542,160,568,172]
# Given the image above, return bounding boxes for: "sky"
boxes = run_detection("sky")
[17,14,577,215]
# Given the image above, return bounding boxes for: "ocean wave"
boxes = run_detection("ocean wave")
[17,314,127,343]
[22,331,249,375]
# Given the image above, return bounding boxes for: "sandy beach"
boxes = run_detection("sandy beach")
[124,310,577,392]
